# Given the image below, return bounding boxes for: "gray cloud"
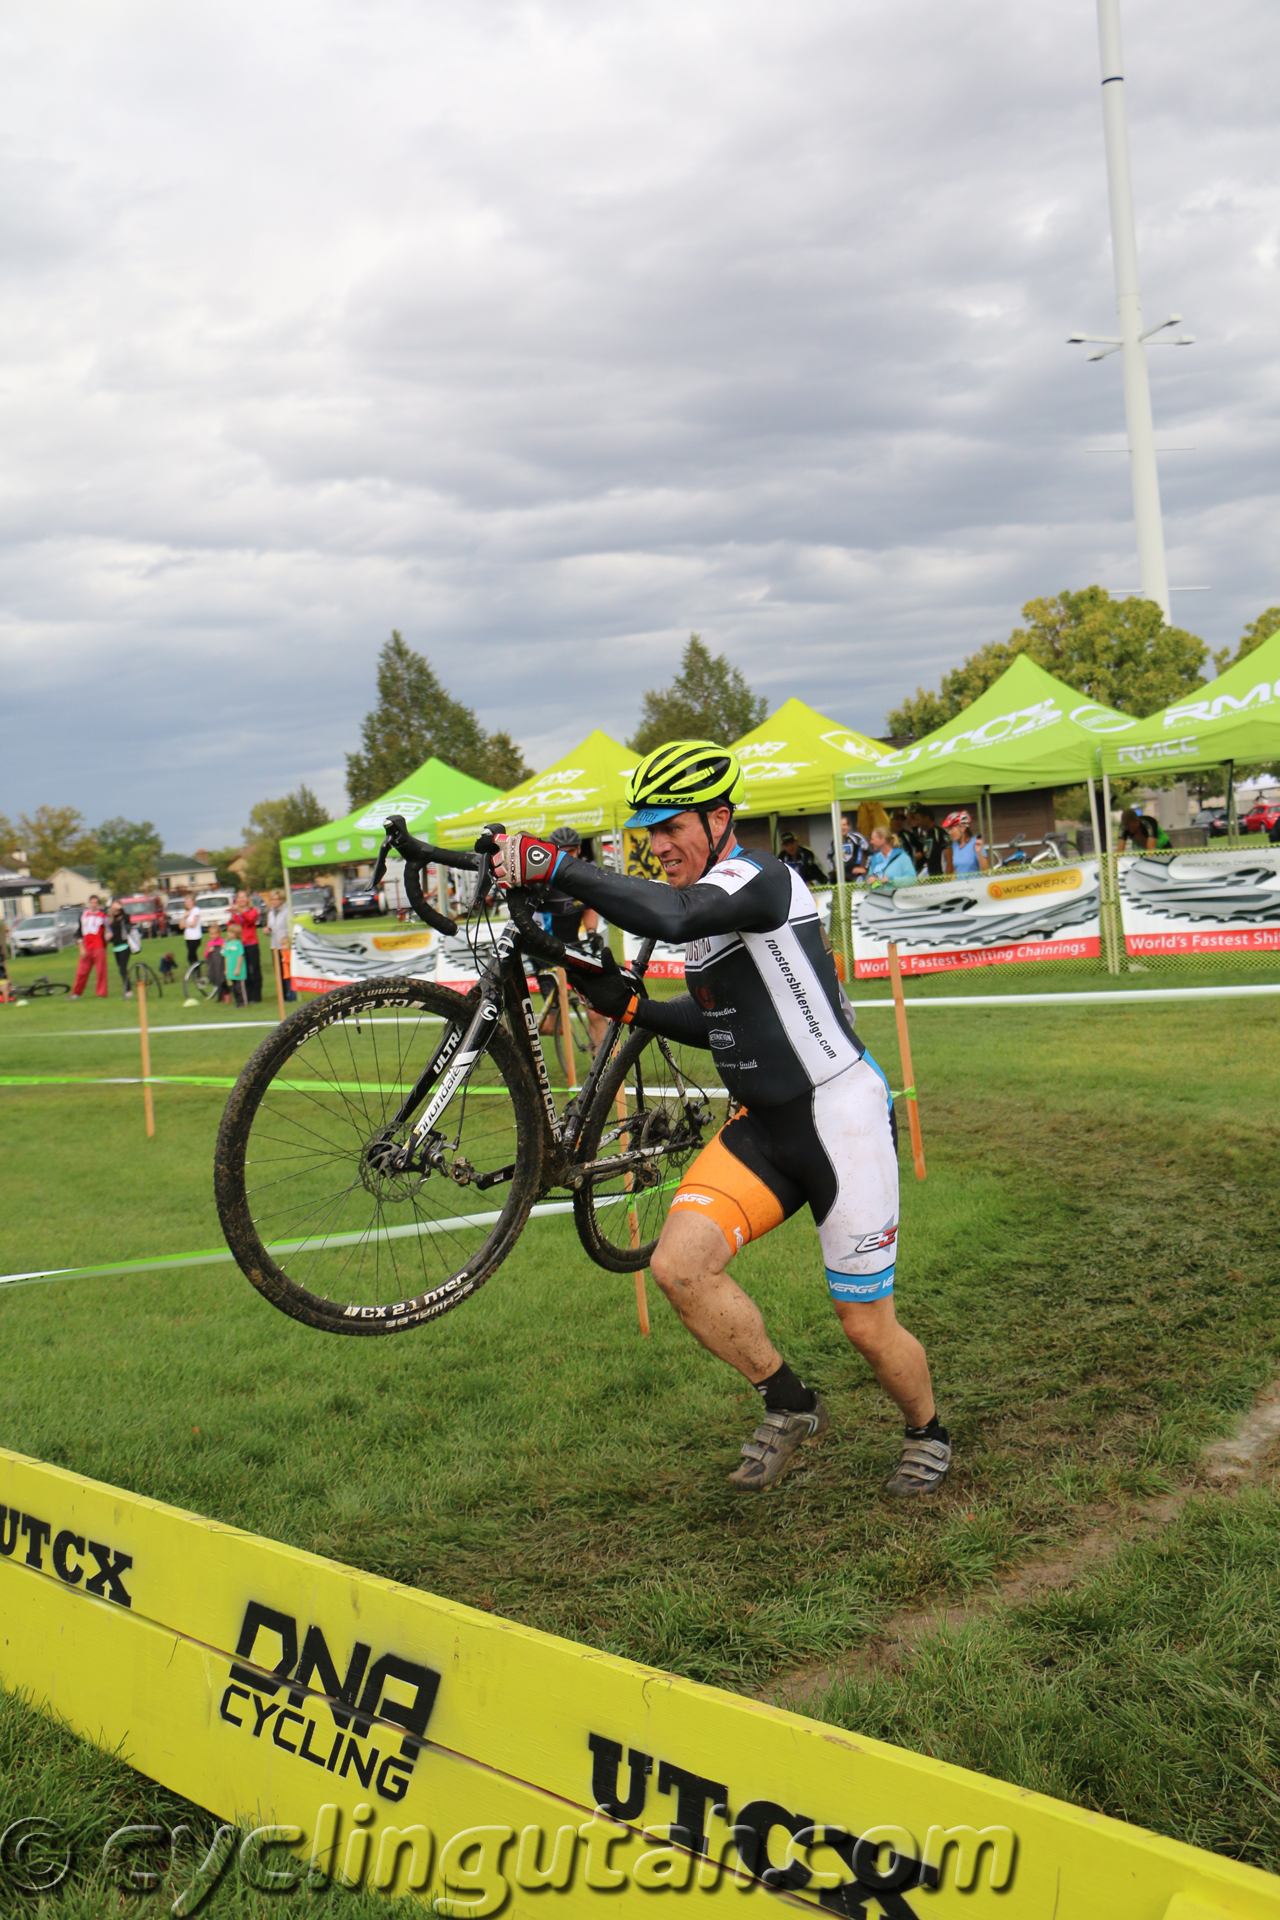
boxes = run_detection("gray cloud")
[0,0,1276,849]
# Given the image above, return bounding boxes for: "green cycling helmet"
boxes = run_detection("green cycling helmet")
[624,740,746,829]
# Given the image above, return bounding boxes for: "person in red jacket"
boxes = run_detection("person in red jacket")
[230,890,263,1004]
[70,895,109,998]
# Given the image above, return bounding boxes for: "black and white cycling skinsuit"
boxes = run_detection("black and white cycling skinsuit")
[554,845,900,1303]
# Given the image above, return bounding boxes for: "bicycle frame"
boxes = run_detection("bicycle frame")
[368,816,705,1199]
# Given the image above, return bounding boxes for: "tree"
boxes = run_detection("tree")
[628,635,769,755]
[345,632,532,807]
[1214,606,1280,673]
[243,786,330,892]
[14,806,98,880]
[0,815,19,867]
[886,588,1207,736]
[94,818,163,897]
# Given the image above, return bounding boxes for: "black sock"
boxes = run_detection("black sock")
[756,1362,817,1415]
[905,1413,949,1444]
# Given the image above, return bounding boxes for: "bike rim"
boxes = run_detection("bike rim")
[234,991,531,1316]
[585,1040,714,1259]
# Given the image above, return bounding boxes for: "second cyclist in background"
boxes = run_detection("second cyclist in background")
[534,827,611,1054]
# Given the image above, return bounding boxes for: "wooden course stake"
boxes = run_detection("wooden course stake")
[137,979,156,1139]
[554,967,577,1090]
[886,941,925,1181]
[273,945,287,1023]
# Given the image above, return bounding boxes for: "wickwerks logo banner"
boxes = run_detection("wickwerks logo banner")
[2,1448,1277,1917]
[850,866,1102,978]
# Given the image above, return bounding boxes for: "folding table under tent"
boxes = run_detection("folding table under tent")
[1097,626,1280,804]
[280,758,502,874]
[433,729,636,848]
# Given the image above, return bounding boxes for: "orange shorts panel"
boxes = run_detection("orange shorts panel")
[669,1131,786,1255]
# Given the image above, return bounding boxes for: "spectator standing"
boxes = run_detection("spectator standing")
[840,813,871,881]
[943,811,988,874]
[223,927,247,1008]
[907,806,948,877]
[70,894,110,998]
[108,902,133,997]
[778,832,829,888]
[231,889,263,1003]
[267,890,294,1003]
[181,893,202,969]
[205,930,228,1002]
[1119,807,1167,852]
[866,828,919,889]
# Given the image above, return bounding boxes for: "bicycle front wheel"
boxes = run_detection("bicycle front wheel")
[572,1029,717,1273]
[214,978,545,1334]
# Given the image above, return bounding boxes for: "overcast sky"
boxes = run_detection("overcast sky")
[1,0,1276,851]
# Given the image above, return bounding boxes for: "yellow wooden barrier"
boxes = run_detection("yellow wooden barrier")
[1,1445,1277,1917]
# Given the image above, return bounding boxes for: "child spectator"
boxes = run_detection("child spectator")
[223,928,247,1008]
[158,951,178,987]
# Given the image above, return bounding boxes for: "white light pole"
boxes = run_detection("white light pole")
[1068,0,1194,623]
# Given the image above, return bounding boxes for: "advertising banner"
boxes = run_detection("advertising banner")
[4,1447,1279,1917]
[1120,849,1280,960]
[851,865,1102,978]
[288,925,440,997]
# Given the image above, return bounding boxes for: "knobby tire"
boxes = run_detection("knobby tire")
[215,977,544,1335]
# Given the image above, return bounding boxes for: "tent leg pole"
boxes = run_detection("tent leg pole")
[830,797,849,980]
[1086,776,1105,973]
[1226,761,1236,846]
[1101,772,1120,974]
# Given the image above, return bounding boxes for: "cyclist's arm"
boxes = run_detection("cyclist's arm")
[550,852,791,941]
[631,993,710,1049]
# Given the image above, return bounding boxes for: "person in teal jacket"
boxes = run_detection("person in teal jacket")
[866,828,919,889]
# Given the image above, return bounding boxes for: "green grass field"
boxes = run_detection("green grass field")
[1,934,1279,1897]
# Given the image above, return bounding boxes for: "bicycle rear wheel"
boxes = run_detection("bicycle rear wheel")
[29,977,70,996]
[215,978,544,1333]
[184,959,219,1002]
[572,1030,717,1273]
[129,960,161,996]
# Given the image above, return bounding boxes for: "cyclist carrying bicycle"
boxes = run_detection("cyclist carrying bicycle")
[532,826,610,1054]
[495,740,951,1497]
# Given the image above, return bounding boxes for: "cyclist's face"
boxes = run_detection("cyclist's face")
[648,807,732,887]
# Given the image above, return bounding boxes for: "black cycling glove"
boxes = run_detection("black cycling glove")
[562,947,642,1020]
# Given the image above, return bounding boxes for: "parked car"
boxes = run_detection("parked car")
[1242,800,1280,835]
[194,889,236,929]
[165,894,189,930]
[1191,808,1229,838]
[289,885,337,923]
[342,878,385,919]
[117,894,166,938]
[8,910,80,956]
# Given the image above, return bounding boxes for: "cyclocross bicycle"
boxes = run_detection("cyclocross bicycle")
[214,818,716,1334]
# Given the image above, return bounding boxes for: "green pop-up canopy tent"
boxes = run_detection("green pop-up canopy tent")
[282,758,501,871]
[730,698,885,816]
[434,730,635,846]
[1098,627,1280,778]
[835,654,1140,804]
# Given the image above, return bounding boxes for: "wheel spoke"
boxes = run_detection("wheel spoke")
[215,979,540,1330]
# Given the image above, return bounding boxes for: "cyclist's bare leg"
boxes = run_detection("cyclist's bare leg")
[832,1297,935,1427]
[649,1210,781,1382]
